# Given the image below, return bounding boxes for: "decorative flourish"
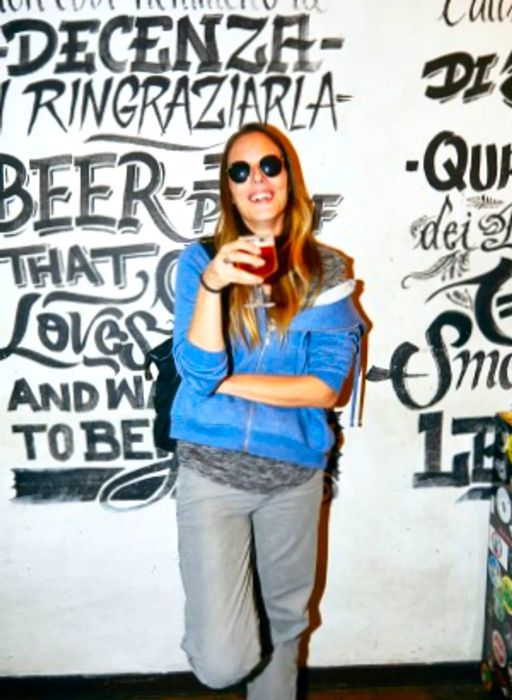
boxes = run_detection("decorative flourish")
[401,251,472,289]
[410,214,433,242]
[42,271,149,307]
[480,202,512,251]
[446,289,473,310]
[97,458,178,511]
[86,133,222,152]
[467,194,504,209]
[11,459,178,508]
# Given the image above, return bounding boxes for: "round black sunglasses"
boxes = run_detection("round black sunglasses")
[227,154,284,184]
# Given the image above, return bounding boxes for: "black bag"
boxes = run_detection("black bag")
[145,238,216,453]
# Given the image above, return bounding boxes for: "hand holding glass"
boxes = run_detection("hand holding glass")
[236,234,277,308]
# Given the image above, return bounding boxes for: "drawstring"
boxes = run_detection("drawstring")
[349,333,363,427]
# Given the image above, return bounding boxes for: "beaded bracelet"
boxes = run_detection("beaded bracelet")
[199,272,223,294]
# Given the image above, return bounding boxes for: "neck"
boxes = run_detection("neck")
[245,218,284,238]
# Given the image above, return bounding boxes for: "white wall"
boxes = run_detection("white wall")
[0,0,507,675]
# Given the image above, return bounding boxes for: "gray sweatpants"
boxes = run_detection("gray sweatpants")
[175,465,324,700]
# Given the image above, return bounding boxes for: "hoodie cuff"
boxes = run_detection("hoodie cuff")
[180,338,228,394]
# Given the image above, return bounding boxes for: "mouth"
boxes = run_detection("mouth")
[248,191,274,203]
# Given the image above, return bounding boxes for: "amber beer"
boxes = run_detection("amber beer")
[237,236,278,279]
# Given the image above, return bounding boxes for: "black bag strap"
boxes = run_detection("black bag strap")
[144,237,217,380]
[199,236,216,259]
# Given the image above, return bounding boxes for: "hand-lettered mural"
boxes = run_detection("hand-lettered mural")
[1,0,349,509]
[0,0,510,677]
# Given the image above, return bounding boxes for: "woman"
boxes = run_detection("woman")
[171,123,364,699]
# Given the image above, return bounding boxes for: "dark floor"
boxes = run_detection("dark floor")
[0,665,499,700]
[153,691,488,700]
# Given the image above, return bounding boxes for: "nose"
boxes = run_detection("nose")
[250,162,264,183]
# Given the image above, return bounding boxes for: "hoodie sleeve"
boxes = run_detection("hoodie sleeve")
[306,328,360,394]
[172,243,229,395]
[293,291,365,395]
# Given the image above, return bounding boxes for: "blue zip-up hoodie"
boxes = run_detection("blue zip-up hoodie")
[171,241,365,470]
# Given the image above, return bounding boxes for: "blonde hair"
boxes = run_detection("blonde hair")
[215,123,322,346]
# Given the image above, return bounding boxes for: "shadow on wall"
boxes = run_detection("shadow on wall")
[298,261,372,672]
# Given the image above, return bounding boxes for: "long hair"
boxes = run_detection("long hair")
[214,123,322,346]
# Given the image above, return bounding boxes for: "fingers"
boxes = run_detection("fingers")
[205,240,265,289]
[222,250,263,268]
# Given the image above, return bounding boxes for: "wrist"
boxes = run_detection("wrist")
[200,270,224,293]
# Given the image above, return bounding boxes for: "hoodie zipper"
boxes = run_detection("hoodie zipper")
[243,324,272,452]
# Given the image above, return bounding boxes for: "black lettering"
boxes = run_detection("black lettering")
[99,15,133,73]
[81,420,121,461]
[174,14,222,72]
[3,19,57,76]
[262,75,291,125]
[27,248,63,286]
[463,53,497,101]
[30,154,72,233]
[0,153,34,232]
[90,244,157,287]
[453,349,500,389]
[440,0,466,26]
[192,75,225,129]
[0,79,10,129]
[12,423,46,460]
[226,15,267,74]
[24,79,67,134]
[307,71,337,129]
[8,378,41,411]
[418,411,443,472]
[236,76,262,125]
[75,153,116,229]
[162,74,192,132]
[66,246,103,285]
[389,311,472,410]
[38,313,68,352]
[55,19,100,74]
[269,14,318,73]
[122,419,153,459]
[118,151,183,241]
[423,52,479,101]
[106,376,146,409]
[470,142,498,191]
[78,77,113,127]
[73,382,99,411]
[112,75,139,128]
[130,15,173,73]
[48,423,73,461]
[500,50,512,106]
[94,318,127,356]
[138,75,168,132]
[423,130,467,191]
[453,415,495,483]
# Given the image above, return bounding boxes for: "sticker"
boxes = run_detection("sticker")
[503,577,512,615]
[481,661,493,691]
[489,554,504,588]
[498,487,512,525]
[500,681,511,699]
[495,588,506,623]
[490,525,510,570]
[496,456,509,483]
[506,435,512,465]
[493,630,508,668]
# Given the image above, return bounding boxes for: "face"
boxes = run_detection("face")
[226,131,289,237]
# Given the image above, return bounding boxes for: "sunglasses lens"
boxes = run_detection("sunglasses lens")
[227,155,283,183]
[228,161,250,183]
[260,155,283,177]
